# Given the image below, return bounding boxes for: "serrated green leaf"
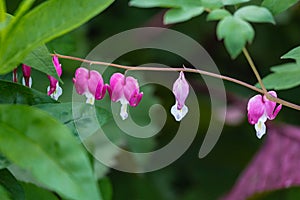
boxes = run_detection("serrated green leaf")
[262,70,300,90]
[217,16,254,58]
[164,6,204,24]
[0,80,56,105]
[0,169,24,200]
[202,0,223,9]
[23,45,60,81]
[207,9,231,21]
[281,46,300,62]
[235,5,275,24]
[21,182,59,200]
[34,102,112,137]
[0,105,101,200]
[262,0,299,15]
[270,63,300,72]
[0,0,114,74]
[222,0,250,6]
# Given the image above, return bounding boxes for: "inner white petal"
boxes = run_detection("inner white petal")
[84,92,95,105]
[171,103,188,122]
[254,115,267,139]
[51,83,63,100]
[120,103,128,120]
[22,77,32,88]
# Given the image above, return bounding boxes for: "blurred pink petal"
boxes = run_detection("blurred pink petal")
[221,124,300,200]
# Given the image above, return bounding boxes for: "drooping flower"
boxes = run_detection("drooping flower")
[47,56,63,100]
[247,91,282,139]
[107,73,143,120]
[73,67,106,105]
[22,64,32,88]
[171,71,189,121]
[13,68,18,83]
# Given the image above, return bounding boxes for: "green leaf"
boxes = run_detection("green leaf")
[201,0,223,9]
[281,46,300,62]
[0,185,12,200]
[207,9,231,21]
[0,13,58,80]
[22,182,59,200]
[262,0,299,15]
[13,0,35,19]
[270,63,300,72]
[23,45,60,81]
[0,0,6,43]
[235,5,275,24]
[0,105,101,200]
[164,6,204,24]
[222,0,250,5]
[0,0,114,74]
[99,178,113,200]
[0,154,10,169]
[0,169,24,200]
[262,70,300,90]
[217,16,254,58]
[0,80,56,105]
[129,0,181,8]
[34,102,112,137]
[129,0,201,8]
[0,0,6,23]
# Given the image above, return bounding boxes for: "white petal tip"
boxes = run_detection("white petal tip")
[84,92,95,105]
[120,103,128,120]
[254,119,267,139]
[48,84,63,101]
[171,104,188,122]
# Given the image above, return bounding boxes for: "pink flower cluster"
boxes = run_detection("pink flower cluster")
[73,68,143,120]
[13,55,284,131]
[13,56,63,100]
[73,69,191,121]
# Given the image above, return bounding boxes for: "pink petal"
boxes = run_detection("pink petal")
[129,89,143,107]
[109,73,125,102]
[73,68,89,95]
[95,83,107,100]
[123,76,139,101]
[48,56,63,96]
[22,64,31,77]
[88,70,103,96]
[247,94,265,125]
[263,91,277,119]
[52,56,62,77]
[172,72,189,110]
[269,104,282,120]
[110,73,125,91]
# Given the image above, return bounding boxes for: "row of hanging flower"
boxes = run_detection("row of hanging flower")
[13,56,282,139]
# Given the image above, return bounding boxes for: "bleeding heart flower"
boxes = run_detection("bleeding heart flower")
[47,56,63,100]
[13,68,18,83]
[22,64,32,88]
[247,91,282,139]
[107,73,143,120]
[171,71,189,121]
[73,67,106,105]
